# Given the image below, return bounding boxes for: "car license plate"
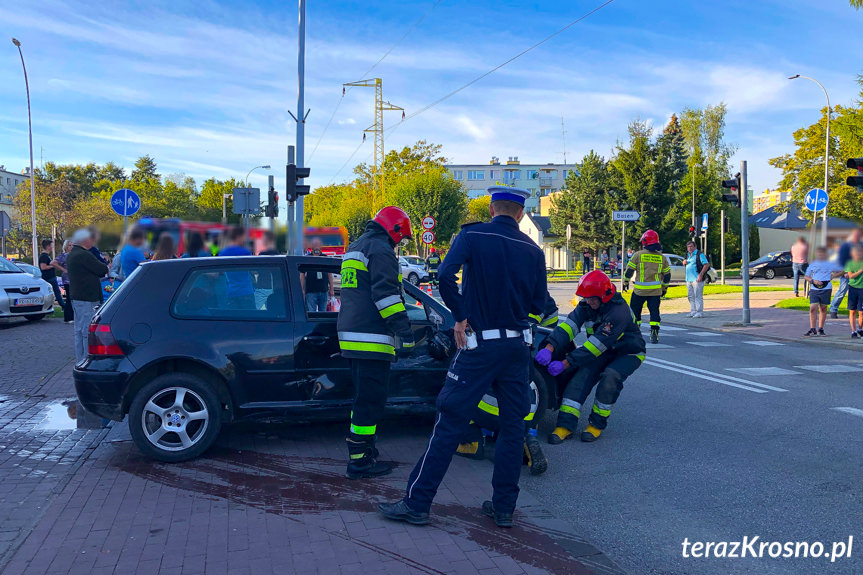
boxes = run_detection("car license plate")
[14,297,42,306]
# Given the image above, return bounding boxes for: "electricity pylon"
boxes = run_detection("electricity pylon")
[343,78,404,212]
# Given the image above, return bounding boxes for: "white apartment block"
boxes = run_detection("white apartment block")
[445,156,576,213]
[0,165,27,223]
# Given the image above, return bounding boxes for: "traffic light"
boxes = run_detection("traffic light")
[847,158,863,192]
[688,225,696,238]
[721,173,741,206]
[723,216,730,233]
[286,163,311,203]
[266,187,279,218]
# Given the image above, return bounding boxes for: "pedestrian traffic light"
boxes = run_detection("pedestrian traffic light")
[286,163,311,203]
[723,216,730,233]
[266,187,279,218]
[721,173,741,206]
[847,158,863,192]
[688,225,696,238]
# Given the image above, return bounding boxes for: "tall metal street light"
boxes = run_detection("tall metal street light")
[11,38,38,263]
[245,165,271,187]
[789,74,831,247]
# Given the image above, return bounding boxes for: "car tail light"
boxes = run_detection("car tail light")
[88,324,124,356]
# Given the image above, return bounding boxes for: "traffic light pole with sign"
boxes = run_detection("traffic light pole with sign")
[613,210,640,293]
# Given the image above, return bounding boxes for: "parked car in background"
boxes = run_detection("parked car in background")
[0,257,55,321]
[665,254,717,284]
[748,251,793,280]
[399,255,430,286]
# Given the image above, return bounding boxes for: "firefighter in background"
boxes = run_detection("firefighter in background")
[536,271,646,443]
[426,248,442,287]
[338,206,416,480]
[623,229,671,344]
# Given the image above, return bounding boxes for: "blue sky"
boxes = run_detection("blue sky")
[1,0,861,209]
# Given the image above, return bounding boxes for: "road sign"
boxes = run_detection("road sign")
[804,188,829,212]
[566,224,572,240]
[612,210,641,222]
[701,213,708,231]
[232,188,261,215]
[0,211,11,238]
[421,230,435,244]
[111,189,140,217]
[422,216,436,230]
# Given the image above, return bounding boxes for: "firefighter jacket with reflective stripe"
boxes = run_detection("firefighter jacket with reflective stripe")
[426,254,441,271]
[337,221,414,362]
[529,291,559,327]
[547,293,645,366]
[625,247,671,296]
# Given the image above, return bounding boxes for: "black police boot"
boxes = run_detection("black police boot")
[346,437,391,480]
[650,326,659,344]
[379,500,430,525]
[482,500,514,528]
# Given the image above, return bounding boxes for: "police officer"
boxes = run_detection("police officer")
[536,270,646,443]
[624,229,671,344]
[338,206,416,480]
[426,248,441,287]
[379,186,547,527]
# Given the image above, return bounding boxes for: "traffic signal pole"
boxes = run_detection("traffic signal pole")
[294,0,307,257]
[720,208,726,285]
[741,161,750,325]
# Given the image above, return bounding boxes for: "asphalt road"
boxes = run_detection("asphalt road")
[520,320,863,575]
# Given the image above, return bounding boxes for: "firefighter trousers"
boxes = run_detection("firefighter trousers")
[557,352,644,431]
[349,359,391,441]
[629,293,662,329]
[404,339,530,514]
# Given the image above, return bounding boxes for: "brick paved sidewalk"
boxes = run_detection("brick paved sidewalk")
[1,419,624,575]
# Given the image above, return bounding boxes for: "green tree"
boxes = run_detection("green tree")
[131,155,160,182]
[197,178,243,223]
[465,195,492,224]
[388,168,467,252]
[852,0,862,8]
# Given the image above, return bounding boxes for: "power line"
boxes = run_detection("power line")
[308,0,443,162]
[326,139,368,186]
[386,0,617,134]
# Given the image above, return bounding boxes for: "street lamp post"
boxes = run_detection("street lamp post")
[222,193,232,225]
[789,75,831,247]
[11,38,38,263]
[245,165,271,187]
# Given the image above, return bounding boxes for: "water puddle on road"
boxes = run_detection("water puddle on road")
[38,402,78,430]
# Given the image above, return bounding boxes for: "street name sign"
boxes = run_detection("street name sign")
[612,210,641,222]
[804,188,828,212]
[421,231,435,244]
[111,188,141,217]
[422,216,436,230]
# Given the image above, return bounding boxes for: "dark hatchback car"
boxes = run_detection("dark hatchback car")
[748,251,795,280]
[74,256,553,462]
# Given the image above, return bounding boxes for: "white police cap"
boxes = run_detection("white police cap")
[488,186,530,207]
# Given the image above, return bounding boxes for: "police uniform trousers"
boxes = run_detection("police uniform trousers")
[629,292,662,329]
[557,352,644,431]
[349,359,391,440]
[404,339,530,514]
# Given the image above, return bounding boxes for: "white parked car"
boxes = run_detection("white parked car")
[399,256,430,286]
[0,257,56,321]
[665,253,717,284]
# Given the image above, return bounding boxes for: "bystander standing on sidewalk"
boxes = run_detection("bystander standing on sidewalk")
[828,228,862,318]
[804,247,845,337]
[583,250,592,273]
[257,231,280,255]
[55,240,74,323]
[301,238,333,312]
[38,239,66,313]
[87,226,109,266]
[120,228,148,278]
[150,234,175,261]
[683,240,710,318]
[844,245,863,338]
[790,236,808,297]
[181,232,211,258]
[67,229,108,363]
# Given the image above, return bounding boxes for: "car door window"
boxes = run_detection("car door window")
[172,265,289,320]
[297,263,340,319]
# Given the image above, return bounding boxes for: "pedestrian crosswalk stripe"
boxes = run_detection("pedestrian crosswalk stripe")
[794,365,863,373]
[644,357,788,393]
[727,367,801,376]
[686,341,731,347]
[688,332,723,337]
[744,341,785,346]
[644,325,688,331]
[832,407,863,418]
[645,343,673,349]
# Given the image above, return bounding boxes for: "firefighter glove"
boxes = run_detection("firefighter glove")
[547,361,566,376]
[535,348,552,366]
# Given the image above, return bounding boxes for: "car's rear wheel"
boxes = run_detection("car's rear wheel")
[407,272,420,286]
[25,314,46,322]
[765,269,776,280]
[129,373,222,462]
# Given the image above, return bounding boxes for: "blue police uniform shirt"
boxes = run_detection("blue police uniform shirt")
[438,215,547,332]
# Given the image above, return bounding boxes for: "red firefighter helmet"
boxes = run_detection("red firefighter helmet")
[576,270,616,303]
[374,206,413,245]
[640,229,659,246]
[430,247,436,253]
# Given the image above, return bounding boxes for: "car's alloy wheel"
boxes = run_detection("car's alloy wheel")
[408,273,419,285]
[765,269,775,280]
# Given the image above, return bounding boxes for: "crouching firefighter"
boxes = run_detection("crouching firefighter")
[338,206,416,479]
[624,229,671,344]
[535,270,646,443]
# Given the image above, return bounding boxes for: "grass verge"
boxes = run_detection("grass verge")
[569,285,792,306]
[774,297,851,316]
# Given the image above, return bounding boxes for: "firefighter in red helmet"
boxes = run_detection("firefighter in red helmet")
[426,247,441,287]
[624,229,671,344]
[535,271,646,443]
[338,206,416,479]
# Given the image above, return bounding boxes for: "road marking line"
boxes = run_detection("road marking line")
[726,367,801,376]
[794,365,863,373]
[686,341,731,347]
[832,407,863,418]
[651,326,688,332]
[646,356,788,392]
[688,332,724,337]
[644,360,766,393]
[744,340,785,346]
[645,343,674,349]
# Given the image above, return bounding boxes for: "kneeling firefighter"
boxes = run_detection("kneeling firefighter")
[455,291,559,475]
[535,271,645,443]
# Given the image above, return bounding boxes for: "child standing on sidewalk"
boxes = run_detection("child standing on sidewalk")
[803,247,845,336]
[844,245,863,338]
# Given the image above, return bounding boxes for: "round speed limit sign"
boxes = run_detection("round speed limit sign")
[421,230,435,244]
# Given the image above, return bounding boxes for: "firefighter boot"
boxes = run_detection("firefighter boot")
[456,439,485,460]
[548,427,573,444]
[650,326,659,344]
[524,430,548,475]
[580,425,602,442]
[346,436,392,480]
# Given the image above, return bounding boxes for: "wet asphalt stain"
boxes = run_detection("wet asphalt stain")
[112,447,597,575]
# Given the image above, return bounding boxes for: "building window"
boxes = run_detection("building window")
[527,170,538,180]
[467,170,484,180]
[452,170,463,181]
[489,170,497,180]
[504,170,521,181]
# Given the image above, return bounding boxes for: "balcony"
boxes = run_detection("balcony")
[539,177,553,187]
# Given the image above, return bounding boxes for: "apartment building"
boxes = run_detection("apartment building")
[0,166,26,224]
[752,189,791,214]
